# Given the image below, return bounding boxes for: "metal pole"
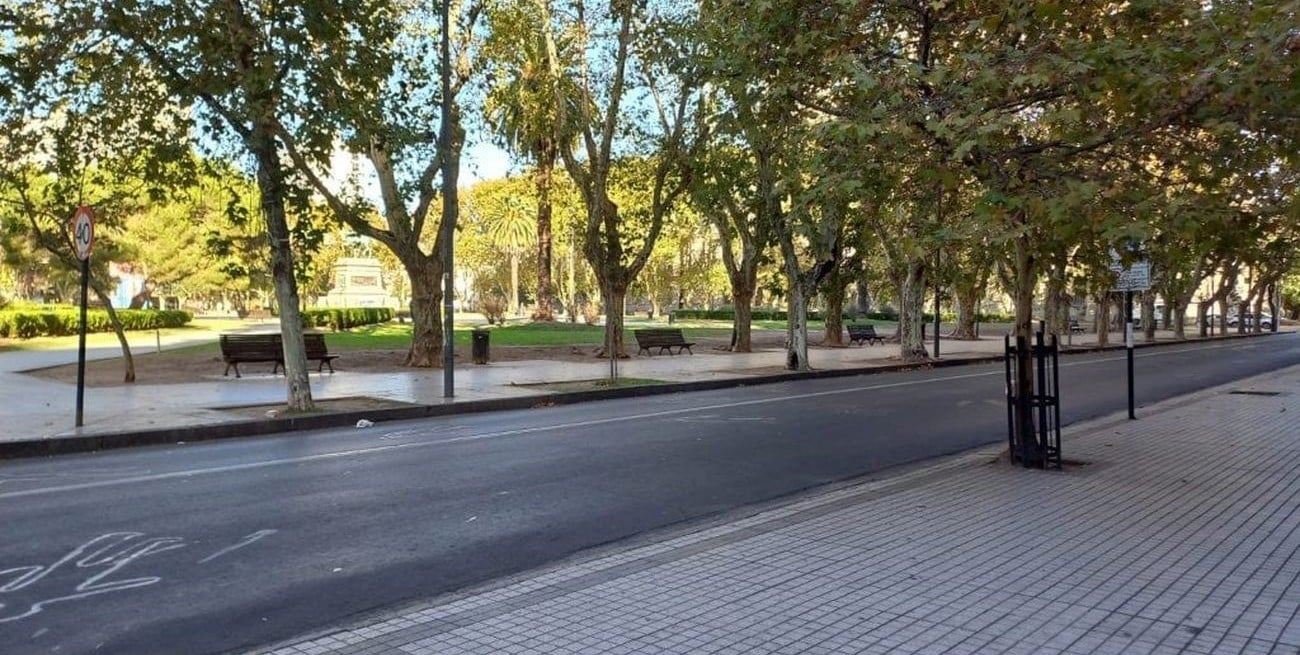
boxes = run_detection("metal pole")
[440,0,455,398]
[443,272,454,397]
[933,251,941,358]
[607,290,616,381]
[1125,289,1135,420]
[75,257,88,428]
[934,181,942,358]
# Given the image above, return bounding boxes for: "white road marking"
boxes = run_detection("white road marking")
[0,532,186,624]
[0,338,1279,501]
[197,530,278,564]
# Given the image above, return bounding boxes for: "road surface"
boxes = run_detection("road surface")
[1,334,1296,654]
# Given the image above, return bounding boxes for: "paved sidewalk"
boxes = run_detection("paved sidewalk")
[0,326,1262,444]
[258,364,1300,655]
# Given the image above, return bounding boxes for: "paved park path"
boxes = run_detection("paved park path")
[0,326,1260,443]
[259,363,1300,655]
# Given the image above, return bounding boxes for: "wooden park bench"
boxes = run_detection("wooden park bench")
[847,324,884,346]
[220,333,338,378]
[302,333,339,374]
[1069,319,1085,334]
[633,328,695,356]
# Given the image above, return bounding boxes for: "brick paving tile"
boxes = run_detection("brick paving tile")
[252,365,1300,655]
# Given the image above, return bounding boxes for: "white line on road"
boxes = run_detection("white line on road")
[0,338,1272,500]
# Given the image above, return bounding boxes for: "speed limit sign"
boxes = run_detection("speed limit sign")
[72,206,94,260]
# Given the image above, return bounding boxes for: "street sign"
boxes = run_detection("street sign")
[1108,248,1146,420]
[1111,262,1150,291]
[72,206,95,261]
[1109,250,1150,292]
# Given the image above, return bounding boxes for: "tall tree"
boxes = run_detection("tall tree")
[7,1,406,409]
[540,0,703,358]
[483,0,582,320]
[480,192,536,317]
[275,1,484,368]
[0,10,198,381]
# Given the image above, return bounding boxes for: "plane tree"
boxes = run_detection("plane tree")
[539,0,706,358]
[0,11,197,382]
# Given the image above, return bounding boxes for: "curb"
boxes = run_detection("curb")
[0,330,1281,460]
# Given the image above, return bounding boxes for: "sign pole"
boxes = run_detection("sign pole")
[71,206,95,429]
[933,251,941,359]
[1110,246,1147,422]
[75,256,89,428]
[1125,290,1135,420]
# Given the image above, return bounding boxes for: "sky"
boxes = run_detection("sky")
[323,140,514,212]
[462,142,513,185]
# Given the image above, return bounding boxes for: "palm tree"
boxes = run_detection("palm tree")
[484,0,581,321]
[484,195,536,317]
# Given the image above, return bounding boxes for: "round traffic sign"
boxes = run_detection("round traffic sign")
[72,206,94,260]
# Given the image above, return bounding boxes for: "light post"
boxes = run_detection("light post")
[440,0,455,397]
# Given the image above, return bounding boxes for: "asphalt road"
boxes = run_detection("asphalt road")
[2,334,1297,655]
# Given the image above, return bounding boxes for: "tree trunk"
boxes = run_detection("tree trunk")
[824,285,846,346]
[89,281,135,383]
[509,252,520,317]
[1044,273,1067,339]
[1096,293,1111,346]
[253,135,313,412]
[1010,233,1042,463]
[1174,304,1189,340]
[598,285,628,358]
[951,285,980,340]
[405,261,444,367]
[533,143,557,320]
[897,256,929,361]
[786,283,810,371]
[1142,293,1156,342]
[567,235,577,323]
[731,284,755,353]
[1268,283,1279,332]
[776,217,813,370]
[855,281,871,316]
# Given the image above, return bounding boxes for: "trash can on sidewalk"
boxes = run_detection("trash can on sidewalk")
[472,329,490,364]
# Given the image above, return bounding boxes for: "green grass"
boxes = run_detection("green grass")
[324,320,745,350]
[0,315,912,356]
[0,317,247,352]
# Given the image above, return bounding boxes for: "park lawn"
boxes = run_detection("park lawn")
[0,315,924,356]
[0,317,248,352]
[324,320,743,350]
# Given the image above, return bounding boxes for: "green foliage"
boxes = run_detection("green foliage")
[300,307,393,332]
[0,309,191,339]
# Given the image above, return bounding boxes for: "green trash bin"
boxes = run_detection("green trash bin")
[472,329,489,364]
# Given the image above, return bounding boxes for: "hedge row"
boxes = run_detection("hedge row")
[301,307,393,331]
[0,309,192,339]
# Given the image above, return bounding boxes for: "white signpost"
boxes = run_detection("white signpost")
[72,206,95,261]
[1110,260,1150,293]
[1109,249,1150,421]
[72,207,95,428]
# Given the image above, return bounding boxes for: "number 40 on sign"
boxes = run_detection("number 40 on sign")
[71,206,95,261]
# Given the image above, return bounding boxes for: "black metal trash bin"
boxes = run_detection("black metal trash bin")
[471,329,489,364]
